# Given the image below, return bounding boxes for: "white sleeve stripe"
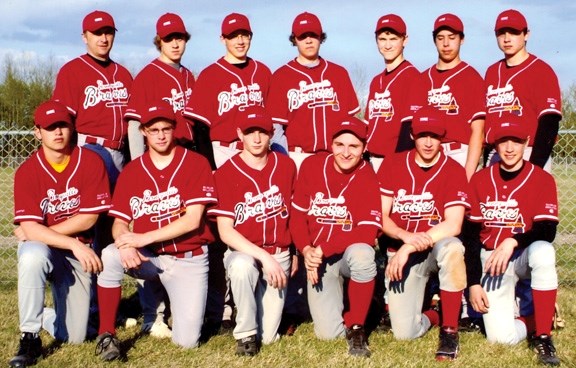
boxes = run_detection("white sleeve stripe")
[78,205,111,213]
[445,201,470,208]
[14,215,43,222]
[380,188,394,195]
[358,220,382,228]
[207,209,234,217]
[292,203,308,212]
[185,197,218,205]
[109,210,131,221]
[534,214,559,221]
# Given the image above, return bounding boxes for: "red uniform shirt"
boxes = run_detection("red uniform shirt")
[209,152,296,249]
[468,162,559,250]
[268,58,360,153]
[377,151,469,247]
[364,61,421,157]
[484,54,562,145]
[291,153,381,257]
[420,61,486,145]
[125,59,195,142]
[109,146,217,255]
[183,57,271,144]
[14,146,111,242]
[53,54,132,145]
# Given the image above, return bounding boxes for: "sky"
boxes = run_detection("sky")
[1,0,575,100]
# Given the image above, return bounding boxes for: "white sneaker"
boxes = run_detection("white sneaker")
[149,321,172,338]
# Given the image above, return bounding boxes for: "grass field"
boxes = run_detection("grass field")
[0,282,574,367]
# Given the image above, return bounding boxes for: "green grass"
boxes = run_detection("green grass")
[0,284,574,367]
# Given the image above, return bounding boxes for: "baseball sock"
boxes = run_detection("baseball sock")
[97,285,121,335]
[440,289,462,329]
[344,279,375,327]
[533,289,557,336]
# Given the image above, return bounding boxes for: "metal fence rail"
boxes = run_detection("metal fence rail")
[1,129,575,285]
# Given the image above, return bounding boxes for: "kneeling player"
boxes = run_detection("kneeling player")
[466,121,560,366]
[377,107,469,361]
[290,117,381,357]
[94,104,217,361]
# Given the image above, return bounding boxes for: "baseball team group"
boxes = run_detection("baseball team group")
[9,5,564,367]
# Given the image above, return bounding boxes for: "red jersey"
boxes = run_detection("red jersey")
[125,59,195,142]
[53,54,132,145]
[364,60,421,157]
[183,57,271,144]
[109,146,217,255]
[484,54,562,145]
[468,161,558,250]
[14,146,111,242]
[209,152,296,249]
[377,151,469,245]
[268,58,360,153]
[420,61,485,145]
[291,153,381,257]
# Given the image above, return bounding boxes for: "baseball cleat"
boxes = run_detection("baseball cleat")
[95,332,121,361]
[530,334,560,366]
[9,332,42,368]
[149,321,172,339]
[435,326,459,361]
[346,325,371,357]
[235,335,260,356]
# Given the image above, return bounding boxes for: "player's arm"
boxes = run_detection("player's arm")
[16,213,98,240]
[128,120,146,160]
[529,114,561,168]
[381,195,432,251]
[426,205,465,244]
[115,203,206,249]
[191,119,216,170]
[111,218,149,269]
[462,219,489,313]
[217,216,287,289]
[465,118,485,181]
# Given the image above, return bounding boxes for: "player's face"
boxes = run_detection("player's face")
[238,127,271,158]
[413,133,443,165]
[331,132,365,174]
[495,137,528,171]
[496,28,528,57]
[159,33,187,64]
[142,120,175,154]
[82,27,115,60]
[434,30,462,64]
[35,122,73,154]
[222,31,252,63]
[376,31,406,63]
[295,33,321,62]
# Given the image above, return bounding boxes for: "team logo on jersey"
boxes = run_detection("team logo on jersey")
[163,87,192,112]
[309,192,353,230]
[486,84,524,116]
[218,83,263,115]
[368,90,394,121]
[83,80,129,109]
[480,197,526,233]
[130,187,183,222]
[428,85,459,115]
[234,185,288,225]
[287,80,340,112]
[41,187,81,221]
[392,189,441,226]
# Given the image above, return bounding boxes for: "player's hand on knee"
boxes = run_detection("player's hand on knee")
[485,239,516,277]
[14,226,27,241]
[115,232,151,250]
[72,241,103,274]
[302,245,322,269]
[386,245,414,281]
[469,284,489,313]
[307,268,319,285]
[263,256,287,289]
[399,231,432,251]
[119,248,146,270]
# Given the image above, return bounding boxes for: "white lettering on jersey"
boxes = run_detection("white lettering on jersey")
[486,83,523,116]
[234,185,288,225]
[41,187,81,216]
[217,83,263,115]
[83,80,129,109]
[163,87,192,112]
[368,90,394,120]
[480,197,525,233]
[130,187,182,221]
[287,80,339,112]
[427,85,459,115]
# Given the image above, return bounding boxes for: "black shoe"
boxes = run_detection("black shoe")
[435,326,459,361]
[95,332,121,361]
[346,325,371,357]
[458,317,484,333]
[235,335,259,356]
[220,319,236,335]
[530,334,560,366]
[9,333,42,368]
[376,311,392,333]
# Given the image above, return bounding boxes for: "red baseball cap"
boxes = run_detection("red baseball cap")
[82,10,116,33]
[292,12,323,37]
[411,107,446,137]
[140,104,176,126]
[493,121,529,142]
[332,117,368,141]
[156,13,187,38]
[494,9,528,32]
[375,14,406,35]
[237,106,273,132]
[34,101,73,129]
[222,13,252,36]
[434,13,464,34]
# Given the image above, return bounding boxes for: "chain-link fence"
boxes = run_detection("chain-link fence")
[0,128,575,285]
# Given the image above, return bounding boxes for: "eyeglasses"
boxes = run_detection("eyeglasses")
[145,127,174,135]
